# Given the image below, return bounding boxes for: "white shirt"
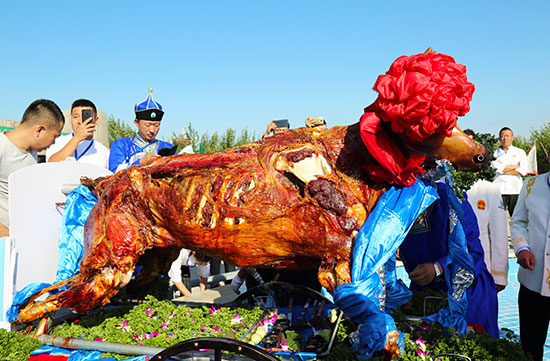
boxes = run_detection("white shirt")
[511,173,550,296]
[467,180,509,286]
[0,132,38,226]
[168,248,211,281]
[46,134,110,169]
[491,145,528,195]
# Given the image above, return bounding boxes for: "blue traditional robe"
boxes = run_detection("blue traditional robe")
[399,182,500,338]
[108,135,173,173]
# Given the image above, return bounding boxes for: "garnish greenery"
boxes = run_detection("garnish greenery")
[3,291,530,360]
[0,328,41,361]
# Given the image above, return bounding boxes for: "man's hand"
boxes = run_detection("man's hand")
[409,263,438,286]
[140,153,161,165]
[74,117,96,141]
[517,250,535,270]
[263,121,277,138]
[231,274,245,294]
[496,284,506,292]
[0,222,9,237]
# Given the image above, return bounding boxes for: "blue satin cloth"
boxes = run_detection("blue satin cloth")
[333,179,439,358]
[7,186,97,322]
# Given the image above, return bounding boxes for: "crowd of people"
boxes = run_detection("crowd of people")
[1,93,548,359]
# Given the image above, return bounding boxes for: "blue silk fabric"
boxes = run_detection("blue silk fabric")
[7,186,97,322]
[332,179,439,358]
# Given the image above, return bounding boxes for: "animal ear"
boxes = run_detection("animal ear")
[424,47,433,54]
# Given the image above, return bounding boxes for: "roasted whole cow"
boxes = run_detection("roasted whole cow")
[17,123,488,325]
[17,49,489,359]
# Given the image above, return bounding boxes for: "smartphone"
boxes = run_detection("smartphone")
[158,145,178,157]
[82,109,94,124]
[273,119,289,128]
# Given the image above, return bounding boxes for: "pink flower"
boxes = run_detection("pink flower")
[415,337,429,360]
[200,326,206,331]
[213,327,220,333]
[415,337,427,352]
[116,320,131,333]
[281,342,289,352]
[231,314,243,325]
[133,333,141,341]
[185,311,191,316]
[145,308,154,316]
[152,331,159,337]
[161,322,169,330]
[95,337,103,342]
[209,306,219,315]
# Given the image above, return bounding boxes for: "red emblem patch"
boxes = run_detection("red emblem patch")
[477,200,486,210]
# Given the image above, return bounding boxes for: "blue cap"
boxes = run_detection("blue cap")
[134,88,164,121]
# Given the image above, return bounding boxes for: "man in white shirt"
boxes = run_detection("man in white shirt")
[510,152,550,361]
[491,127,527,216]
[1,99,65,236]
[464,129,509,292]
[46,99,109,169]
[168,248,210,298]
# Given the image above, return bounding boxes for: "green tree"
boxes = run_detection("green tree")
[451,132,499,196]
[107,115,136,146]
[515,122,550,174]
[168,123,257,154]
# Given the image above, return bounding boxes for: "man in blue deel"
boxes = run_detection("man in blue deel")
[109,88,174,173]
[399,181,500,338]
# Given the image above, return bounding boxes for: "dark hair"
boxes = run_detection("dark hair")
[499,127,513,136]
[21,99,64,129]
[71,99,97,116]
[463,129,475,137]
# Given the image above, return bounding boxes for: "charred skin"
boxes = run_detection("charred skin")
[17,122,488,326]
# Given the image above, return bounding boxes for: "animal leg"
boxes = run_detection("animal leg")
[318,259,337,291]
[335,260,352,285]
[18,267,131,325]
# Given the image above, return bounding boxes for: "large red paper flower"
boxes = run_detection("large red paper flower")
[373,52,475,142]
[360,51,475,186]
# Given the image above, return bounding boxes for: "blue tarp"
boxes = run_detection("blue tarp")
[30,345,149,361]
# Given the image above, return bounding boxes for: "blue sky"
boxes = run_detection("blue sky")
[1,1,548,141]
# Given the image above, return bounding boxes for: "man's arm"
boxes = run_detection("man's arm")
[49,120,95,162]
[108,139,128,173]
[199,277,208,292]
[510,178,534,269]
[0,222,9,237]
[409,262,442,286]
[173,281,192,296]
[502,164,521,175]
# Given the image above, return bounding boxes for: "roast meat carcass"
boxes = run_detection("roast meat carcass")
[17,122,489,325]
